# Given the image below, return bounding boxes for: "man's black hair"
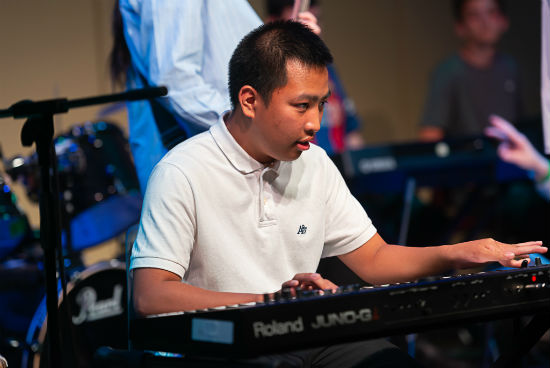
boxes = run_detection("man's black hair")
[452,0,507,22]
[228,20,333,109]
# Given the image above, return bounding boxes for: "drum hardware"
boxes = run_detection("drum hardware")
[5,121,143,257]
[0,86,167,368]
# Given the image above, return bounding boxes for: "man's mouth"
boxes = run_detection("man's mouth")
[296,139,311,151]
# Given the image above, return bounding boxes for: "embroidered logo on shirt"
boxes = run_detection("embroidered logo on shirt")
[297,225,307,235]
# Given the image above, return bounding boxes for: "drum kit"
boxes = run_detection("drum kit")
[0,121,140,367]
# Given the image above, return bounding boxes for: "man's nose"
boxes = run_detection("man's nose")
[304,110,322,134]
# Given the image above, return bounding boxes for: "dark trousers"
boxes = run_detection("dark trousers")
[252,339,423,368]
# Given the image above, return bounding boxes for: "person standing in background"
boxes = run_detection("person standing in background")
[265,0,365,156]
[419,0,522,141]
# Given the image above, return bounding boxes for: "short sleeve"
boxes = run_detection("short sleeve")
[130,162,197,278]
[322,156,377,257]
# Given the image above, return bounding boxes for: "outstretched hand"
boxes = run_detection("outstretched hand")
[485,115,549,181]
[456,238,547,269]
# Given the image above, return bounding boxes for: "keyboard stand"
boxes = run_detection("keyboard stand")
[491,313,550,368]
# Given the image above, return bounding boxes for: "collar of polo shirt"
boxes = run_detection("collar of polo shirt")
[211,112,282,176]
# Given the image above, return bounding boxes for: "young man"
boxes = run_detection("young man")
[419,0,521,141]
[131,21,546,366]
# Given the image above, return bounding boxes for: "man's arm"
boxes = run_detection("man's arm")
[339,233,547,285]
[132,269,335,316]
[132,268,263,316]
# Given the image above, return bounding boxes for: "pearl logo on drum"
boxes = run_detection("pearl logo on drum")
[72,283,124,325]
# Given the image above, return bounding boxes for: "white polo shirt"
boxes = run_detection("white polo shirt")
[131,115,377,293]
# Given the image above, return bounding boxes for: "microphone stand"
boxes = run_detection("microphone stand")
[0,87,167,368]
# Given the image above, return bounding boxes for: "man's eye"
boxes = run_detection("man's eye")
[296,103,309,110]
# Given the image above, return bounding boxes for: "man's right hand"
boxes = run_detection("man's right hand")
[281,272,338,292]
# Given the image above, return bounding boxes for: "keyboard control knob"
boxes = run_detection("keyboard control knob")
[521,259,529,268]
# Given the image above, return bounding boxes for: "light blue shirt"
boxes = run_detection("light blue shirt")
[120,0,262,191]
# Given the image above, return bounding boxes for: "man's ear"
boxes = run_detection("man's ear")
[239,85,259,119]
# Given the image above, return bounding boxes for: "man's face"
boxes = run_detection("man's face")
[248,59,330,163]
[456,0,508,46]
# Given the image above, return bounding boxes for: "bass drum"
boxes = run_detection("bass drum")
[21,260,128,368]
